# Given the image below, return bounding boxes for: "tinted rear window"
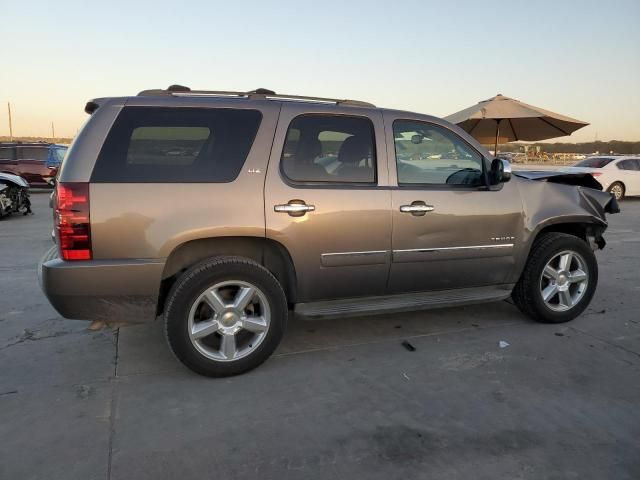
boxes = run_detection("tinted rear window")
[574,157,614,168]
[91,107,262,182]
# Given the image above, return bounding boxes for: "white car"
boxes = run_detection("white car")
[561,156,640,201]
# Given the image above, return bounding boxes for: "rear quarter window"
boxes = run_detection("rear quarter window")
[91,107,262,183]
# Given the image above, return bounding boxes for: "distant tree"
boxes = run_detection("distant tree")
[491,141,640,155]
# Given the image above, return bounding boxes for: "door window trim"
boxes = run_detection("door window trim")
[279,113,380,189]
[391,119,490,190]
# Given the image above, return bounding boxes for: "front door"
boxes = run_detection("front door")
[385,114,523,293]
[265,104,392,302]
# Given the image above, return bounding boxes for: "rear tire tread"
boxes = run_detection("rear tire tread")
[164,255,287,377]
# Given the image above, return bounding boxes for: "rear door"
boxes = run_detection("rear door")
[265,103,391,302]
[384,112,523,293]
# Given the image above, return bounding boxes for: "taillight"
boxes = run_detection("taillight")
[591,172,602,177]
[55,182,91,261]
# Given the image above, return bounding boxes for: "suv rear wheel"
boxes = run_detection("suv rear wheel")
[165,256,287,377]
[512,232,597,323]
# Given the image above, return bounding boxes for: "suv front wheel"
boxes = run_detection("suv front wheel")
[165,256,287,377]
[512,232,598,323]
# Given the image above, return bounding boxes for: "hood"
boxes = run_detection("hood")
[515,170,619,215]
[0,172,30,188]
[514,169,603,190]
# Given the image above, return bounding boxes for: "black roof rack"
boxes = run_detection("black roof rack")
[137,86,375,108]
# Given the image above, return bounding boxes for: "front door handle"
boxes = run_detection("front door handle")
[274,200,315,217]
[400,202,434,216]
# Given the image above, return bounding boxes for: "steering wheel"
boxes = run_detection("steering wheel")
[445,168,481,185]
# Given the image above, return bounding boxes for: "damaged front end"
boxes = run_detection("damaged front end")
[515,170,620,252]
[576,186,620,249]
[0,172,32,218]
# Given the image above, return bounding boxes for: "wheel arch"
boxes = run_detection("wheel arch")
[607,180,625,193]
[535,221,591,243]
[157,236,297,315]
[530,217,608,249]
[510,218,606,285]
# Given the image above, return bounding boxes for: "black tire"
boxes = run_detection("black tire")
[512,232,598,324]
[607,182,625,201]
[164,256,287,377]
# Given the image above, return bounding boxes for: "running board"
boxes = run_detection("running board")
[295,285,514,319]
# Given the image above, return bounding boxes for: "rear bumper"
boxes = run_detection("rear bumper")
[38,246,164,323]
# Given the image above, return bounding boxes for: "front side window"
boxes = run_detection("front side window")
[281,115,376,183]
[92,107,262,183]
[393,120,484,186]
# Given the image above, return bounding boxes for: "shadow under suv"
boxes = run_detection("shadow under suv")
[39,86,618,377]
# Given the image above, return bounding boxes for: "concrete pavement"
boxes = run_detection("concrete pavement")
[1,192,639,480]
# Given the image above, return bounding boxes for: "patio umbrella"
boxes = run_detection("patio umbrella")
[445,94,589,155]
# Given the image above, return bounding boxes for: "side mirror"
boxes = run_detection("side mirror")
[490,158,512,185]
[411,134,423,144]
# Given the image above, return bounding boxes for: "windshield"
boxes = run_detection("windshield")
[574,157,614,168]
[46,146,68,167]
[52,147,67,162]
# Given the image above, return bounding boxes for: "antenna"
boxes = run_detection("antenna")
[7,102,13,141]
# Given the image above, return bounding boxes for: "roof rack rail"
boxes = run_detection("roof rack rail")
[137,86,375,107]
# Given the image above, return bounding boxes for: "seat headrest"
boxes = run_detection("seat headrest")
[338,136,369,165]
[296,138,322,164]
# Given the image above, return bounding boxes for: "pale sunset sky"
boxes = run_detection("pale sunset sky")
[1,0,639,142]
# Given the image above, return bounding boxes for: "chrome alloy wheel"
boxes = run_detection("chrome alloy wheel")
[610,184,624,200]
[539,250,589,312]
[187,280,271,362]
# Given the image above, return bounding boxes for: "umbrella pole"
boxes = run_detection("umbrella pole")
[494,119,501,157]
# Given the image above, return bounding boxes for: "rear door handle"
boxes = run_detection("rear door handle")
[400,202,434,216]
[274,201,315,216]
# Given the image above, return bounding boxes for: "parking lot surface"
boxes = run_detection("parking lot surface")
[1,192,639,480]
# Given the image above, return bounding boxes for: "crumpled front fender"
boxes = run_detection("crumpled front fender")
[508,176,619,283]
[515,172,619,231]
[577,184,620,216]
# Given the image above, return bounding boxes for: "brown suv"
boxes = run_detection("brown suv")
[39,86,618,377]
